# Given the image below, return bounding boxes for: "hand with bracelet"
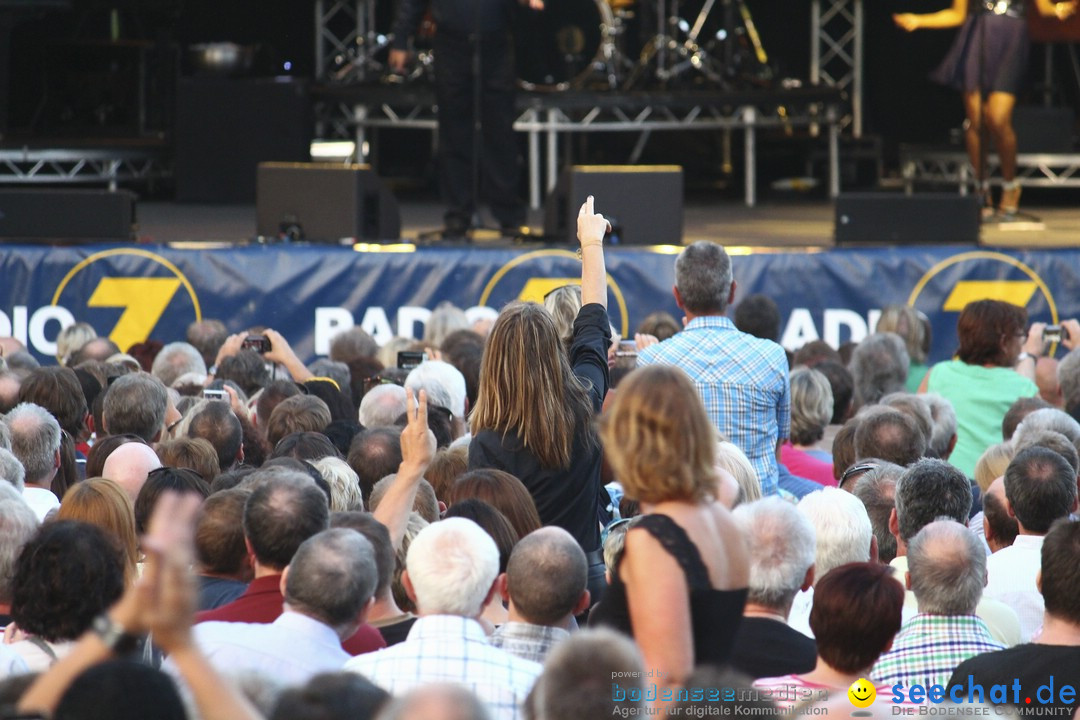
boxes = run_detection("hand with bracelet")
[576,195,610,310]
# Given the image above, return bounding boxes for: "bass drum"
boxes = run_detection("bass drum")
[514,0,613,91]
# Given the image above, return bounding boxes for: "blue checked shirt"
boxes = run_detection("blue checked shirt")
[638,316,790,495]
[343,615,542,720]
[871,614,1006,689]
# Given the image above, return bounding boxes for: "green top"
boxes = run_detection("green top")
[926,359,1038,478]
[906,362,929,394]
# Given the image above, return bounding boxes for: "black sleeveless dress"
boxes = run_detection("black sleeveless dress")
[589,514,748,666]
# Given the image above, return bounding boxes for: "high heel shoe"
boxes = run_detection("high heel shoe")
[999,181,1022,219]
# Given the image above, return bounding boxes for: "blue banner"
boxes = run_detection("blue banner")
[0,242,1076,365]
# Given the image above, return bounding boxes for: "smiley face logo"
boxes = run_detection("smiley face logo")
[847,678,876,708]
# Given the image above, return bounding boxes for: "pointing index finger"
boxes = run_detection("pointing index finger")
[587,195,594,215]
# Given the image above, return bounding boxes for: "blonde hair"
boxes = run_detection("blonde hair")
[716,440,762,505]
[471,303,593,470]
[543,285,583,351]
[601,365,717,504]
[58,478,139,585]
[56,322,97,365]
[974,441,1015,493]
[789,366,834,446]
[876,305,928,365]
[312,456,364,512]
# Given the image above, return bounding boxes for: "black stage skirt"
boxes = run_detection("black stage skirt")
[930,12,1030,95]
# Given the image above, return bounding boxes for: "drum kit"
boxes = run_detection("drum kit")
[331,0,773,91]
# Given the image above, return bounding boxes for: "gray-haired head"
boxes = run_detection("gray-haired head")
[733,497,816,613]
[102,373,168,442]
[529,628,645,720]
[850,333,910,408]
[423,302,471,349]
[284,528,378,637]
[1013,408,1080,447]
[0,482,37,605]
[1,403,61,485]
[674,242,733,315]
[151,342,207,389]
[359,384,408,429]
[922,393,958,460]
[307,359,351,394]
[506,526,588,625]
[405,517,499,617]
[1012,429,1080,474]
[894,458,973,544]
[908,519,986,615]
[329,327,378,364]
[0,447,26,491]
[878,392,933,454]
[0,420,9,451]
[378,684,490,720]
[852,461,905,564]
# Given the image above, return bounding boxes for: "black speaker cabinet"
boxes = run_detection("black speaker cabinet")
[0,189,135,241]
[835,193,980,245]
[256,162,402,241]
[543,165,684,245]
[175,78,311,204]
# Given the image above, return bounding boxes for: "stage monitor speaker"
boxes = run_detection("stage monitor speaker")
[543,165,683,245]
[0,189,135,241]
[256,162,401,241]
[835,193,980,245]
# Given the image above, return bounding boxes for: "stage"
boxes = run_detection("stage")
[133,196,1080,249]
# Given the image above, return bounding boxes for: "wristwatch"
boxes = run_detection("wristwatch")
[1016,352,1035,363]
[91,613,140,654]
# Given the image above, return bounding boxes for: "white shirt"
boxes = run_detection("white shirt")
[0,642,28,678]
[22,487,59,522]
[167,611,350,688]
[343,615,541,720]
[984,535,1045,642]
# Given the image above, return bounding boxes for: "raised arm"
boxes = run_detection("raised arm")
[373,388,436,551]
[1032,0,1077,18]
[577,196,609,310]
[894,0,969,30]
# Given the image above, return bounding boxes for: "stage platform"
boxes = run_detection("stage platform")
[134,196,1080,250]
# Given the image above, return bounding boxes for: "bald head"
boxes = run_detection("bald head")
[101,442,162,502]
[505,526,588,626]
[907,520,985,615]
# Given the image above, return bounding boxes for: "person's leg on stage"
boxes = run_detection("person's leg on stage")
[962,90,993,216]
[479,33,526,232]
[986,91,1020,215]
[435,31,478,235]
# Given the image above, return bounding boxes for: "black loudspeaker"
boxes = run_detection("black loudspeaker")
[543,165,684,245]
[256,163,402,241]
[0,189,135,241]
[835,193,980,245]
[175,78,311,203]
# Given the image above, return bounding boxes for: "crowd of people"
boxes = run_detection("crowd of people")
[2,196,1080,719]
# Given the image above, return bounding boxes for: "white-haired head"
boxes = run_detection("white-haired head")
[733,497,816,613]
[797,486,873,583]
[405,517,498,617]
[359,384,408,429]
[406,360,467,420]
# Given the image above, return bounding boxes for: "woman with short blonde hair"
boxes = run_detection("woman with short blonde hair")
[592,365,749,693]
[58,478,139,585]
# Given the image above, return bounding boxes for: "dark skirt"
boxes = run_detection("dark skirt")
[930,12,1030,95]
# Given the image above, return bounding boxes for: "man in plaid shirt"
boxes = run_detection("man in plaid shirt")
[638,242,790,496]
[872,520,1004,688]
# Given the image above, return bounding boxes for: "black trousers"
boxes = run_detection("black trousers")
[434,29,525,229]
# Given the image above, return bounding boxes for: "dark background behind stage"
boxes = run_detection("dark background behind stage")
[6,0,1076,164]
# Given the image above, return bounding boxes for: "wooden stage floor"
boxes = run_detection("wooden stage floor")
[136,196,1080,250]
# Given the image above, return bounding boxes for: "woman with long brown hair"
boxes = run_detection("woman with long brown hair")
[469,196,611,598]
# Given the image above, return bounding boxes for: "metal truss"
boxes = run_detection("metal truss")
[811,0,862,137]
[314,0,363,80]
[0,148,169,190]
[317,91,842,207]
[901,148,1080,193]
